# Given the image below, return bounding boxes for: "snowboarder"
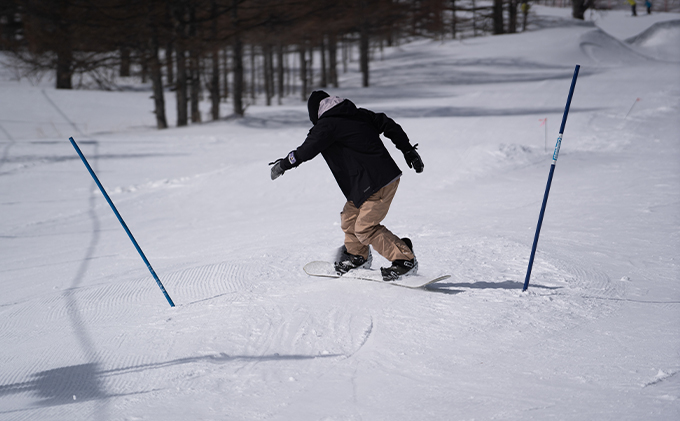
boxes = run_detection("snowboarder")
[627,0,638,16]
[645,0,652,13]
[270,91,424,281]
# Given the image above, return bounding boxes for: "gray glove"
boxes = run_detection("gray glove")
[269,159,286,180]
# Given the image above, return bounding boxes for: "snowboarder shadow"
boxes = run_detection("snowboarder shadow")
[426,280,562,294]
[0,363,109,409]
[0,352,340,413]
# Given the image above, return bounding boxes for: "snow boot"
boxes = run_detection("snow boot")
[381,238,418,281]
[334,246,372,275]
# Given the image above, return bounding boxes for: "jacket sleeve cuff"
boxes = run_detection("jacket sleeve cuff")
[399,143,415,154]
[280,151,297,170]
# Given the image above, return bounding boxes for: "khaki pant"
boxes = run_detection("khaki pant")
[340,178,415,262]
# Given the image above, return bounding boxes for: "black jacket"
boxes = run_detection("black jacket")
[287,99,413,207]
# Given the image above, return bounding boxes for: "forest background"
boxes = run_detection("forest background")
[1,0,679,129]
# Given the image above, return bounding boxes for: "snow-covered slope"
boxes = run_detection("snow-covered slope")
[626,19,680,62]
[1,8,679,421]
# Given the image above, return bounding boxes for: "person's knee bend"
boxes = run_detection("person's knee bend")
[355,225,385,245]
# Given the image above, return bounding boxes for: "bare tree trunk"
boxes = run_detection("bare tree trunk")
[232,0,244,116]
[276,44,284,105]
[328,33,338,88]
[149,39,167,129]
[249,44,256,101]
[264,44,273,106]
[342,35,349,74]
[188,4,200,123]
[141,57,148,83]
[432,0,444,39]
[189,50,201,123]
[286,50,291,97]
[56,47,73,89]
[508,0,518,33]
[308,43,313,88]
[493,0,504,35]
[209,0,220,120]
[222,47,230,100]
[210,49,220,120]
[360,25,370,87]
[299,45,307,101]
[175,45,188,126]
[55,1,73,89]
[450,0,457,39]
[472,0,478,37]
[172,1,189,127]
[290,50,296,97]
[165,42,174,86]
[267,45,275,104]
[147,2,167,129]
[120,48,131,77]
[320,37,327,88]
[232,37,244,116]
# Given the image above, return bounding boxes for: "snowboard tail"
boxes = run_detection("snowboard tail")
[303,261,450,289]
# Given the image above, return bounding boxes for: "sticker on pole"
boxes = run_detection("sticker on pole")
[552,135,562,162]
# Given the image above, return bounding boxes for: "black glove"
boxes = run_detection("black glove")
[404,144,424,173]
[269,158,286,180]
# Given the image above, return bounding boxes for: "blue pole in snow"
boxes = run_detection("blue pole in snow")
[523,65,580,292]
[69,137,175,307]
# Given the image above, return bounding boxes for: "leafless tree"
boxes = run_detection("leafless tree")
[3,0,523,128]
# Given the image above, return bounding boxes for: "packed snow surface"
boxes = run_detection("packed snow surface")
[1,7,679,421]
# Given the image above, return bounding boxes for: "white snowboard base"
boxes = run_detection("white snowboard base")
[303,261,451,289]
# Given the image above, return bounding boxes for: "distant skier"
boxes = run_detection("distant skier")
[270,91,424,281]
[628,0,638,16]
[645,0,652,13]
[521,0,530,32]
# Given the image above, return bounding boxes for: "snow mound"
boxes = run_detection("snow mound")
[626,19,680,62]
[579,28,649,66]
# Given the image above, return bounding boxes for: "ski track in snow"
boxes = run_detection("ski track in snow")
[0,257,380,417]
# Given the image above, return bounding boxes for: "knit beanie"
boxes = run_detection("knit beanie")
[307,90,330,125]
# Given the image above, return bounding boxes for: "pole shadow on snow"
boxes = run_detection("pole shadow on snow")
[0,121,15,174]
[44,84,118,419]
[98,351,343,375]
[0,353,340,413]
[381,106,603,119]
[58,139,113,420]
[0,152,182,176]
[427,280,562,294]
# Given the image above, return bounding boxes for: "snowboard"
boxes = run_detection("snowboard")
[303,261,451,289]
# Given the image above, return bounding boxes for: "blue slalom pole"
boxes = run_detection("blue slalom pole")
[69,137,175,307]
[523,65,580,292]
